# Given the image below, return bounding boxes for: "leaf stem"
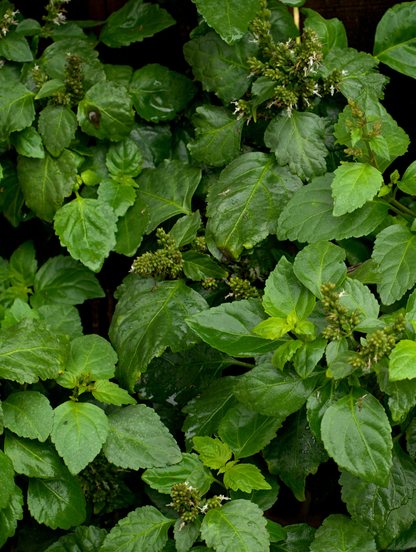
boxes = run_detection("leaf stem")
[293,7,301,43]
[389,197,416,219]
[232,360,255,368]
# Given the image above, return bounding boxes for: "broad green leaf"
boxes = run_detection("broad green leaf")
[27,468,86,530]
[1,300,37,330]
[10,126,44,158]
[104,64,133,87]
[378,362,416,421]
[38,304,83,341]
[301,9,347,57]
[0,32,33,62]
[115,195,149,256]
[0,318,70,384]
[185,299,282,357]
[8,240,37,288]
[35,79,65,100]
[174,517,201,552]
[188,105,244,167]
[277,173,390,243]
[372,225,416,305]
[130,64,197,123]
[136,160,201,233]
[331,163,384,216]
[264,110,327,181]
[206,152,302,259]
[103,404,182,469]
[398,160,416,195]
[0,449,14,509]
[252,317,294,340]
[389,340,416,381]
[78,82,134,141]
[142,453,213,495]
[306,379,349,441]
[2,391,53,442]
[17,150,77,222]
[293,241,346,299]
[97,179,136,217]
[234,363,320,418]
[193,436,232,469]
[0,79,35,141]
[374,2,416,78]
[272,523,315,552]
[224,464,271,492]
[218,403,282,459]
[31,255,104,308]
[263,256,315,321]
[170,211,201,248]
[15,18,41,36]
[100,0,175,48]
[339,279,379,318]
[4,432,65,479]
[54,196,118,272]
[201,500,269,552]
[348,259,383,285]
[230,474,280,511]
[183,251,228,281]
[38,105,78,157]
[310,514,377,552]
[264,407,328,501]
[109,276,207,391]
[293,338,327,379]
[251,77,275,108]
[326,351,358,380]
[321,388,393,486]
[129,121,172,169]
[272,340,303,371]
[279,0,305,5]
[182,377,239,452]
[340,443,416,550]
[92,380,137,406]
[0,484,23,549]
[100,505,174,552]
[51,401,109,474]
[43,526,107,552]
[267,520,287,543]
[0,158,24,228]
[269,2,300,42]
[183,31,258,103]
[407,418,416,458]
[106,138,143,178]
[324,48,387,100]
[384,521,416,551]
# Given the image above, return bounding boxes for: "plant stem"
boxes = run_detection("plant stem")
[232,360,255,368]
[389,197,416,219]
[293,7,301,43]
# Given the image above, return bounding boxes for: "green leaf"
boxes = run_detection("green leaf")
[264,110,327,181]
[339,279,379,318]
[38,105,78,158]
[310,514,377,552]
[35,79,65,100]
[15,18,41,36]
[331,163,384,216]
[301,9,347,57]
[230,474,279,511]
[218,403,282,460]
[0,159,24,228]
[206,152,302,259]
[293,338,327,379]
[175,517,201,552]
[78,82,134,141]
[142,452,214,496]
[54,196,118,272]
[253,317,294,340]
[263,256,315,321]
[10,127,44,158]
[92,380,136,406]
[188,105,244,167]
[383,520,416,552]
[182,377,239,452]
[38,305,83,340]
[8,240,37,288]
[100,505,174,552]
[110,276,207,391]
[398,160,416,195]
[100,0,175,48]
[234,363,320,419]
[4,432,65,479]
[271,523,315,552]
[103,404,182,469]
[326,351,358,380]
[183,251,228,281]
[51,401,109,474]
[264,407,328,501]
[0,318,70,384]
[136,160,201,233]
[321,388,393,486]
[0,32,32,62]
[201,499,269,552]
[306,379,349,441]
[277,173,390,243]
[267,520,287,543]
[372,225,416,305]
[2,391,53,442]
[374,2,416,78]
[185,299,282,357]
[378,362,416,421]
[0,449,14,509]
[293,241,346,299]
[43,526,107,552]
[97,179,136,217]
[31,255,104,308]
[224,464,271,492]
[17,150,77,223]
[170,211,201,248]
[106,138,143,178]
[389,340,416,381]
[0,484,23,549]
[193,436,232,469]
[27,468,86,530]
[272,340,303,371]
[130,64,197,123]
[269,2,300,42]
[104,64,133,88]
[115,195,149,256]
[129,121,172,169]
[183,31,258,103]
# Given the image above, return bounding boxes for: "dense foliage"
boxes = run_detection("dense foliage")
[1,0,416,550]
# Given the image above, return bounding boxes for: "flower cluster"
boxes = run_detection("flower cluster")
[41,0,70,37]
[131,228,184,280]
[193,236,207,253]
[199,494,231,514]
[201,277,219,291]
[168,482,201,525]
[321,282,362,340]
[32,65,49,90]
[52,53,84,105]
[228,276,260,300]
[0,8,19,37]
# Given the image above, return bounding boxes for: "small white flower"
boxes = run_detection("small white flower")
[2,28,7,35]
[286,106,293,118]
[129,264,135,273]
[34,64,40,70]
[178,521,186,532]
[330,84,335,96]
[231,101,240,115]
[342,69,349,76]
[12,10,20,15]
[199,504,209,514]
[67,52,71,56]
[338,291,346,298]
[246,72,255,79]
[303,67,309,77]
[313,83,321,97]
[58,12,66,21]
[4,13,10,19]
[237,112,245,121]
[248,38,258,44]
[218,495,231,501]
[0,59,4,69]
[53,17,61,25]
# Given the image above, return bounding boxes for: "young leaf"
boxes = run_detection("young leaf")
[306,380,350,440]
[339,279,379,319]
[38,105,78,157]
[201,499,269,552]
[54,197,118,272]
[264,110,327,181]
[183,251,228,281]
[35,78,65,100]
[183,31,258,103]
[0,79,35,141]
[0,484,23,549]
[103,404,182,470]
[293,338,327,379]
[8,240,37,288]
[92,380,137,406]
[188,105,244,167]
[110,276,207,391]
[398,160,416,195]
[115,195,149,257]
[174,517,201,552]
[378,362,416,421]
[129,121,172,169]
[9,127,44,158]
[272,523,315,552]
[43,526,107,552]
[106,138,143,178]
[223,464,272,492]
[267,520,287,543]
[272,340,303,371]
[230,473,280,511]
[2,391,53,442]
[206,152,302,259]
[0,449,14,509]
[301,9,347,57]
[193,436,232,469]
[321,388,393,486]
[388,340,416,381]
[170,211,201,248]
[309,514,377,552]
[97,179,136,217]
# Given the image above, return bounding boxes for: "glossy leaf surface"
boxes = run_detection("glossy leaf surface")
[2,391,53,442]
